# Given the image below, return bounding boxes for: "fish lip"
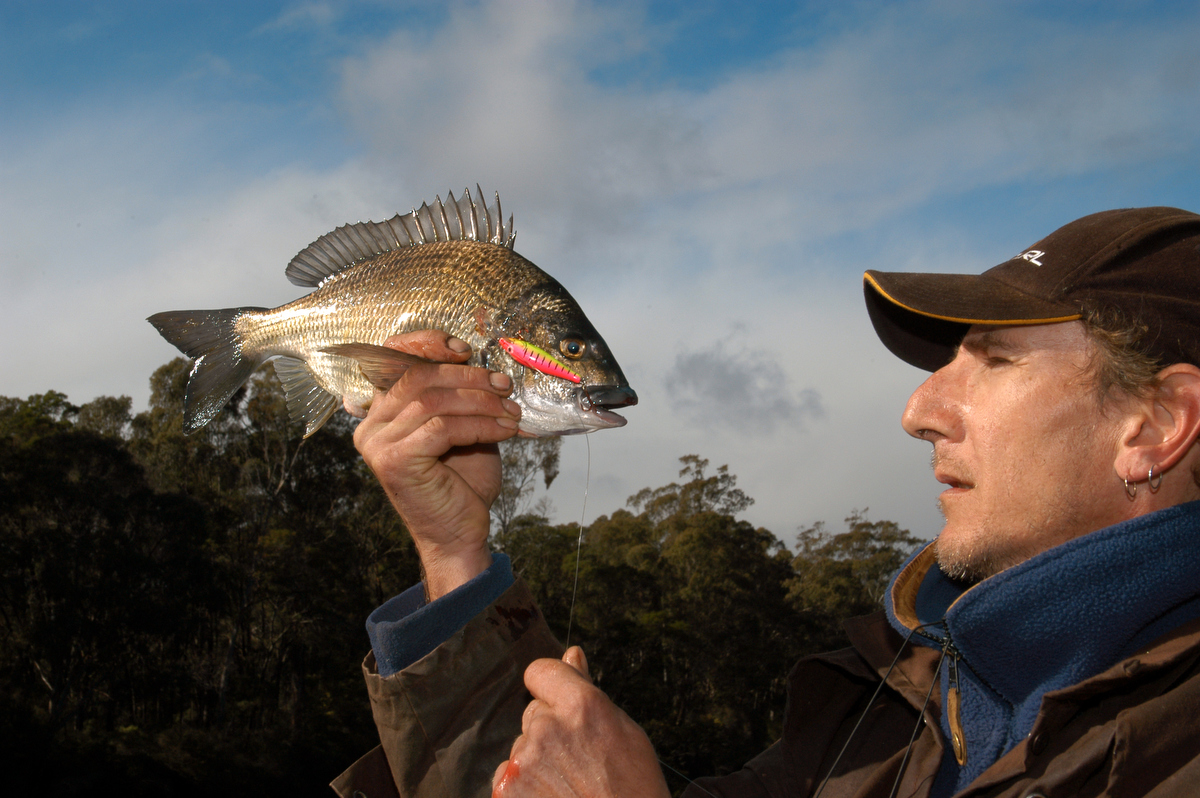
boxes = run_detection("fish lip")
[590,408,628,427]
[582,384,638,409]
[566,384,633,431]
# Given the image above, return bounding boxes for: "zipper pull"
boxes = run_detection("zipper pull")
[946,650,968,766]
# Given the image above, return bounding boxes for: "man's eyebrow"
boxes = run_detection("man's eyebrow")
[960,330,1021,354]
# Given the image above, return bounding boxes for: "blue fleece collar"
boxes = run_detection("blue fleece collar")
[944,502,1200,705]
[885,501,1200,794]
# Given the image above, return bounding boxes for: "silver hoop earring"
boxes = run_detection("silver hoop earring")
[1124,478,1138,501]
[1148,464,1163,493]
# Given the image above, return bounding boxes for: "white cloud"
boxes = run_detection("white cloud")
[665,336,824,435]
[256,2,340,33]
[319,0,1199,537]
[332,0,1200,272]
[4,0,1200,543]
[0,102,408,406]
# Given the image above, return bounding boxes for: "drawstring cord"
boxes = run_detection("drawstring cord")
[812,622,946,798]
[885,643,947,798]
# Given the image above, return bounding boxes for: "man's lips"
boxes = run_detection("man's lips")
[931,450,973,490]
[935,470,974,490]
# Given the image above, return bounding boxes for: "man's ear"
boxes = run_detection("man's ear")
[1114,363,1200,486]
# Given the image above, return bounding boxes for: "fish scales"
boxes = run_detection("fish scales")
[240,242,548,399]
[149,187,637,439]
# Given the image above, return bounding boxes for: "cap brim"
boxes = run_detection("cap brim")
[863,270,1081,371]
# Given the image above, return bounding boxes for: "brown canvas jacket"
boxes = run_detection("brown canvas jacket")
[331,579,562,798]
[332,582,1200,798]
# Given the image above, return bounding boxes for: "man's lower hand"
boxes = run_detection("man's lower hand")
[492,646,671,798]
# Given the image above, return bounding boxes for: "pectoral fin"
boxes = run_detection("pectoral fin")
[322,343,437,392]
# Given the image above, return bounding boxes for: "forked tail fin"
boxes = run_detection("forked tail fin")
[147,308,267,433]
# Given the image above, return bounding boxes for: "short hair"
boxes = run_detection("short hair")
[1080,304,1166,402]
[1082,304,1200,490]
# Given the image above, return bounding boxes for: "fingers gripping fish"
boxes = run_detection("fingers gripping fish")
[148,186,637,438]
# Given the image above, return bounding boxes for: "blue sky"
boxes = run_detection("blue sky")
[4,0,1200,542]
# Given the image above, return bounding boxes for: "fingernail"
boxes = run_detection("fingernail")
[448,337,470,353]
[497,417,518,429]
[490,372,512,391]
[503,399,521,417]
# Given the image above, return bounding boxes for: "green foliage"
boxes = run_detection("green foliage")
[490,436,562,535]
[0,426,214,734]
[77,395,133,439]
[501,460,924,789]
[0,367,421,796]
[0,390,78,443]
[503,457,801,783]
[0,375,922,796]
[788,510,924,651]
[627,454,754,523]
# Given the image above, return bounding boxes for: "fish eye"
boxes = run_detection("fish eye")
[560,338,585,359]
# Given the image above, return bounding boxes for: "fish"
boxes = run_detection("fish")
[148,186,637,438]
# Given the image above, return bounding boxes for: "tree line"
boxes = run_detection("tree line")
[0,359,923,796]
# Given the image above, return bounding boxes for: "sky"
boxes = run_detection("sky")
[3,0,1200,545]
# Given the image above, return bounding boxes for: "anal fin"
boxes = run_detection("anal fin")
[272,356,340,438]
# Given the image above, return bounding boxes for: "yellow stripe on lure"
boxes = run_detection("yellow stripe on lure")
[500,338,582,383]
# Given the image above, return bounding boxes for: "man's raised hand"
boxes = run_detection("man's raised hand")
[352,331,521,599]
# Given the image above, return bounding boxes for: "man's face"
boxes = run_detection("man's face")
[902,321,1134,583]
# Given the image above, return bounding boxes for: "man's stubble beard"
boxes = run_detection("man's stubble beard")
[927,448,1005,584]
[933,506,993,585]
[931,495,1027,586]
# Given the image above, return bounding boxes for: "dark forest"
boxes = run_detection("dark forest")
[0,359,922,796]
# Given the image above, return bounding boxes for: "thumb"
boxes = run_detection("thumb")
[562,645,591,683]
[381,330,472,361]
[492,758,518,796]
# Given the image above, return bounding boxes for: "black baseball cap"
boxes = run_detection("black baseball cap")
[864,207,1200,371]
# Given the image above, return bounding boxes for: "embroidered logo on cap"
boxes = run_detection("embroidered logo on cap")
[1012,249,1045,266]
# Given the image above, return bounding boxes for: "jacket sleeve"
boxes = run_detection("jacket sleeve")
[368,553,517,677]
[332,578,563,798]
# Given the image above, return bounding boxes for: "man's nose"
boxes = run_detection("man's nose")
[902,357,963,442]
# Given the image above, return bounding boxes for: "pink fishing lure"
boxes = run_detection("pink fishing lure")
[499,338,582,383]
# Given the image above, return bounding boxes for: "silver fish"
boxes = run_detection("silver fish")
[148,186,636,438]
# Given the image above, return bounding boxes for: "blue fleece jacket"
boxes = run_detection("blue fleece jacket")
[885,501,1200,797]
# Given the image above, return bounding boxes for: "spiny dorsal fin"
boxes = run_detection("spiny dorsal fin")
[285,185,516,288]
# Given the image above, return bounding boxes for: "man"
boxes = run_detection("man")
[332,207,1200,797]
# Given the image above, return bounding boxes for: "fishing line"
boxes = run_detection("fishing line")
[554,436,720,796]
[658,759,720,798]
[560,439,718,798]
[564,434,590,647]
[812,621,942,798]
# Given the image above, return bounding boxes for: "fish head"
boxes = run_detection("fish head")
[493,284,637,437]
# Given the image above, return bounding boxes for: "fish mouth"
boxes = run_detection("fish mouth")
[578,384,637,429]
[583,384,638,409]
